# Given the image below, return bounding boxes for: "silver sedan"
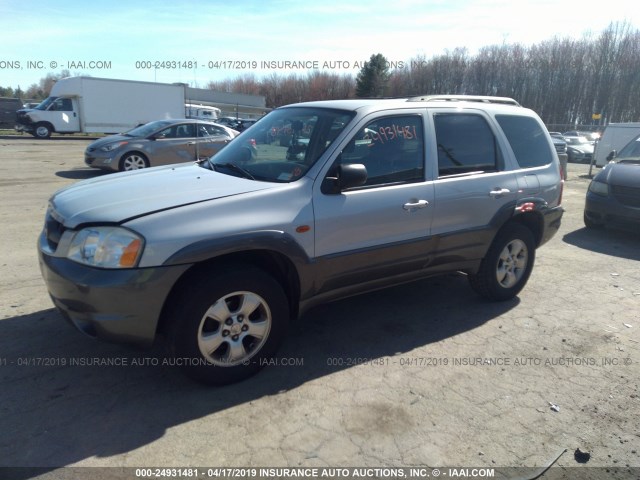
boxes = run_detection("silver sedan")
[84,119,239,172]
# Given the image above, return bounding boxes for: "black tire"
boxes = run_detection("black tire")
[34,122,52,139]
[167,266,289,385]
[119,152,149,171]
[468,223,535,301]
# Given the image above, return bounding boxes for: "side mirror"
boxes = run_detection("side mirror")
[322,163,368,194]
[606,150,617,161]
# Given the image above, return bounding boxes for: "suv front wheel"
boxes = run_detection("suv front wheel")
[468,223,535,301]
[167,266,289,385]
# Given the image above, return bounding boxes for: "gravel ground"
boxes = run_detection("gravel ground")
[0,137,638,480]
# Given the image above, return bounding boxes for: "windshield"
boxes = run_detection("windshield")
[124,120,175,137]
[616,135,640,161]
[34,97,57,110]
[203,107,355,182]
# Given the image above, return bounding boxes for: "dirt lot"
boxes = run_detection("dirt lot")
[0,137,638,479]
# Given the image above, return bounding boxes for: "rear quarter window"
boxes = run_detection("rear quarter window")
[496,115,553,168]
[434,113,502,177]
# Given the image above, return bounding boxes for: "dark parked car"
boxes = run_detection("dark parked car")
[0,97,23,129]
[216,118,257,132]
[565,136,594,164]
[235,119,257,131]
[214,117,238,128]
[584,155,640,230]
[551,135,568,179]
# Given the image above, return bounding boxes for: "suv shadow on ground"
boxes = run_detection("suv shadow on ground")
[1,274,517,475]
[562,227,640,261]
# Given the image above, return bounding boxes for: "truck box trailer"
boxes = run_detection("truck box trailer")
[593,122,640,167]
[15,77,187,138]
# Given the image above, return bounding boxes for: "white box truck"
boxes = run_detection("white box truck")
[185,104,221,121]
[593,122,640,167]
[15,77,186,138]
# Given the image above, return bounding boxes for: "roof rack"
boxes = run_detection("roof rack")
[407,95,521,107]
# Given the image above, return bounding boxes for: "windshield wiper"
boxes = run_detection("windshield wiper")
[211,162,255,180]
[197,156,215,171]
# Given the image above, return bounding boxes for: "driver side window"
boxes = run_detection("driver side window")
[339,115,424,188]
[156,126,177,139]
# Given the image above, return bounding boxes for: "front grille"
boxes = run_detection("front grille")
[611,184,640,208]
[16,111,32,124]
[44,211,65,251]
[554,144,567,154]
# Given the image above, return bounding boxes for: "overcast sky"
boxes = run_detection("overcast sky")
[1,0,639,89]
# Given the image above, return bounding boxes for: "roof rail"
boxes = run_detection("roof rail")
[407,95,521,107]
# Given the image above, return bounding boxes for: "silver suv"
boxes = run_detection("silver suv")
[38,95,564,385]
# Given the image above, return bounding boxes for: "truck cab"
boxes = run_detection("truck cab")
[15,96,80,138]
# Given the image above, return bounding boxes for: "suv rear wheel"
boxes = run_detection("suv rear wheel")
[468,223,535,301]
[167,266,289,385]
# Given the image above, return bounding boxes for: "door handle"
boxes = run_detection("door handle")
[403,199,429,211]
[186,141,196,145]
[489,188,511,197]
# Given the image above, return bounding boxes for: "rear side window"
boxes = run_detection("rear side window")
[200,124,227,137]
[496,115,553,168]
[434,113,501,177]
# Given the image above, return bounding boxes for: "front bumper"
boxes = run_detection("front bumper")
[38,232,190,346]
[585,190,640,230]
[568,151,592,164]
[84,151,120,171]
[15,123,33,133]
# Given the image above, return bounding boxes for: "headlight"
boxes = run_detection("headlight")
[99,141,128,152]
[588,180,609,197]
[68,226,143,268]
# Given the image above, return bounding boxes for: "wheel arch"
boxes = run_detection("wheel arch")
[490,199,547,248]
[34,121,55,138]
[156,248,303,336]
[509,211,544,247]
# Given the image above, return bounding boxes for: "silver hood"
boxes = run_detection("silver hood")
[50,163,275,228]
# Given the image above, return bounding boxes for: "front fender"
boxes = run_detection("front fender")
[163,230,311,267]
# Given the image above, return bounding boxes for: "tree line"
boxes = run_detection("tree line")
[207,21,640,129]
[3,21,639,129]
[0,70,70,102]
